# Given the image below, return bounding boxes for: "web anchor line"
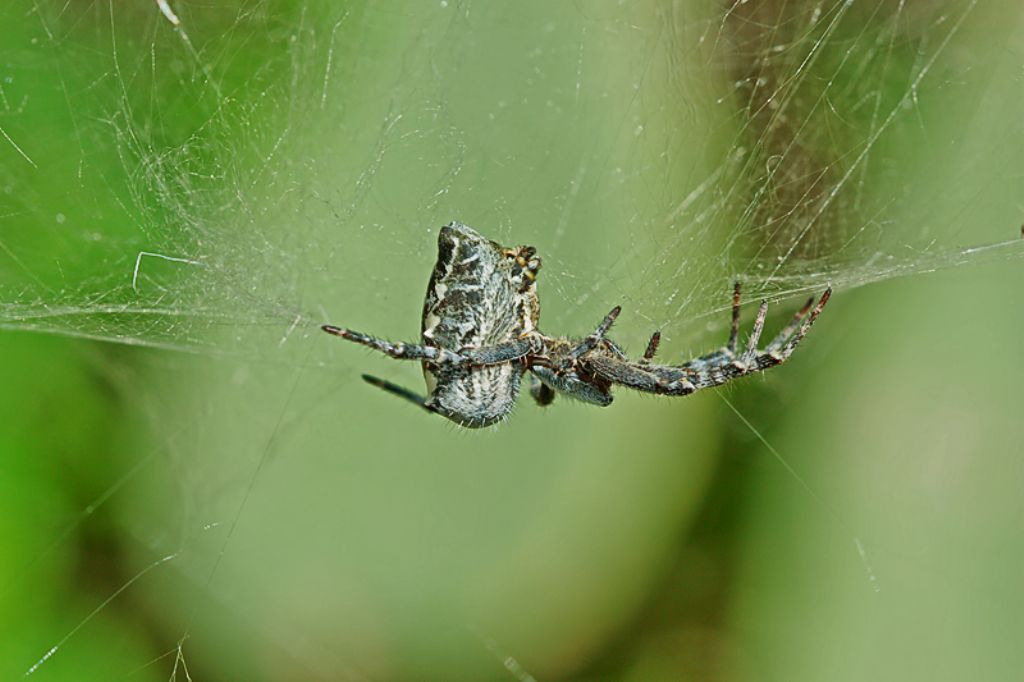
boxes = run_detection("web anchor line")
[720,394,882,594]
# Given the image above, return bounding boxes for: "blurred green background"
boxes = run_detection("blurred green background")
[1,1,1022,680]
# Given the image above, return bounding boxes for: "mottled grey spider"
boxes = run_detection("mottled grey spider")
[322,221,831,428]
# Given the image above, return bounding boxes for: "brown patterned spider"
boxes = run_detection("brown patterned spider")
[322,222,831,428]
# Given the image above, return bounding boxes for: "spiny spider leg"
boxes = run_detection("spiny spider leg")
[321,325,533,367]
[675,281,747,370]
[641,331,661,363]
[458,338,538,366]
[741,300,770,367]
[322,325,462,363]
[777,288,831,358]
[593,305,622,337]
[570,306,622,359]
[580,285,832,397]
[727,280,742,354]
[765,295,816,353]
[361,374,434,414]
[727,287,831,372]
[529,374,557,406]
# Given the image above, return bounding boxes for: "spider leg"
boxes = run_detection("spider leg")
[581,286,832,396]
[361,374,437,415]
[764,295,815,353]
[529,374,557,406]
[592,305,622,338]
[459,337,539,365]
[530,366,613,406]
[740,300,769,366]
[323,325,464,363]
[570,306,622,359]
[689,287,832,380]
[641,331,661,363]
[727,280,742,354]
[676,281,750,371]
[776,287,831,359]
[322,326,535,367]
[585,355,695,396]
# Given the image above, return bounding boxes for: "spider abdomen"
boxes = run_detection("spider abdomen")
[419,222,541,426]
[426,363,526,427]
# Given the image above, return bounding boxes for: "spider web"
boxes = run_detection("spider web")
[2,1,1022,680]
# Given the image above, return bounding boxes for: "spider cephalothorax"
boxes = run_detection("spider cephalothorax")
[323,221,831,428]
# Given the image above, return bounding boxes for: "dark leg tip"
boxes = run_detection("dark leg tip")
[643,331,661,361]
[322,324,342,335]
[361,373,384,387]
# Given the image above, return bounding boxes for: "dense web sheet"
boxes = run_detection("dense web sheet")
[2,1,1022,679]
[1,1,1019,355]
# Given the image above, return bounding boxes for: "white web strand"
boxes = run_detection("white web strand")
[720,395,881,594]
[0,122,37,168]
[22,554,180,677]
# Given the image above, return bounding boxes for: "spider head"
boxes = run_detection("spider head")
[503,244,541,284]
[517,245,541,281]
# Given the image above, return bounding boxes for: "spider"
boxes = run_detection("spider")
[322,221,831,428]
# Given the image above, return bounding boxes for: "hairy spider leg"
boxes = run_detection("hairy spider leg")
[530,365,614,406]
[641,331,661,363]
[321,325,535,367]
[529,374,557,406]
[583,354,696,396]
[570,306,622,360]
[669,281,748,372]
[777,288,831,358]
[740,300,770,367]
[360,374,435,414]
[580,285,832,398]
[764,295,816,353]
[322,325,463,363]
[727,280,742,354]
[681,287,830,376]
[594,305,622,336]
[460,338,538,365]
